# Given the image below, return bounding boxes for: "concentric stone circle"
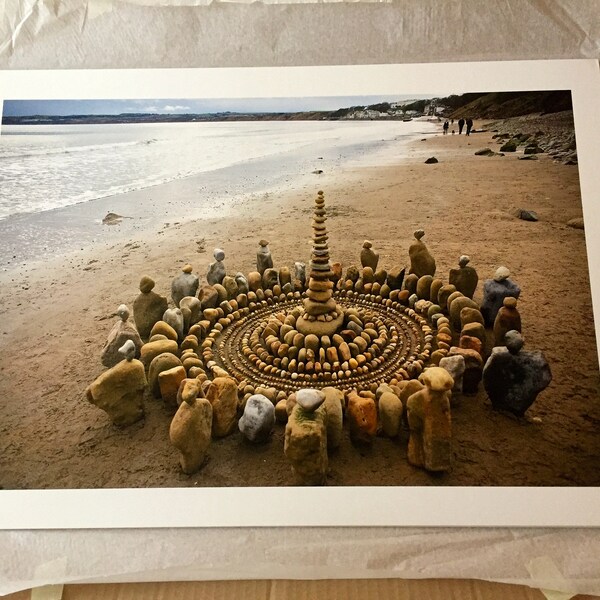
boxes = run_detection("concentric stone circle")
[202,288,435,393]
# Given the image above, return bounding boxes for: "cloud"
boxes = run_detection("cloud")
[143,106,159,112]
[163,104,191,112]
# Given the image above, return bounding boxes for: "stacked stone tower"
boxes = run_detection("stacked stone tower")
[296,191,345,337]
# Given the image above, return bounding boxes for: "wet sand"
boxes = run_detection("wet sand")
[0,122,599,489]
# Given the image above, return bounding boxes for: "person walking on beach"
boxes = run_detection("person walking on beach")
[443,120,449,135]
[458,118,465,134]
[466,118,473,136]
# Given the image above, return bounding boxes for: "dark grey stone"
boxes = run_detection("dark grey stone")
[171,270,199,307]
[480,278,521,327]
[482,331,552,416]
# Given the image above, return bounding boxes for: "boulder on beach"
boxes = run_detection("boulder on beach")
[102,212,131,225]
[500,140,518,152]
[424,156,438,164]
[511,208,539,221]
[567,218,584,229]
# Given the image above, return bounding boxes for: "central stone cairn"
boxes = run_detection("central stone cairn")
[210,192,433,394]
[295,191,345,337]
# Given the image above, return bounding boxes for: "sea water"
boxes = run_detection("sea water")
[0,119,437,268]
[0,120,436,221]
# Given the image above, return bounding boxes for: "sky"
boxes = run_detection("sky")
[2,95,440,116]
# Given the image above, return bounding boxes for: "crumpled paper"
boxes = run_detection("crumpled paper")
[2,527,600,596]
[1,0,600,68]
[1,0,600,596]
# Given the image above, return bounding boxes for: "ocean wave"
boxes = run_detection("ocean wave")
[0,138,161,160]
[0,170,196,221]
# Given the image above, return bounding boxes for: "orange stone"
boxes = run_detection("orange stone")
[346,391,377,444]
[158,365,187,408]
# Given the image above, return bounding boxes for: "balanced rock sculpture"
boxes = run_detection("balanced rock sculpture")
[171,264,199,307]
[481,266,521,326]
[360,240,379,271]
[482,330,552,416]
[238,394,275,443]
[206,248,226,285]
[406,366,454,472]
[284,388,328,485]
[256,240,273,275]
[133,276,168,340]
[169,378,213,474]
[295,191,345,337]
[493,296,521,347]
[86,340,146,426]
[449,255,478,299]
[101,304,143,368]
[409,229,436,277]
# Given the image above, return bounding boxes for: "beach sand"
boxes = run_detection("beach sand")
[1,123,599,489]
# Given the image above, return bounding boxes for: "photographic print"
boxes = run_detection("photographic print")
[0,62,599,528]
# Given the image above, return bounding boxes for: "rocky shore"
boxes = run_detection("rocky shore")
[484,110,578,164]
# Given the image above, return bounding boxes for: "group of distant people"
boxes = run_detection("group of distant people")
[442,117,473,135]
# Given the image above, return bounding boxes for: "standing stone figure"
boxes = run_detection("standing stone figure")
[169,378,213,474]
[449,255,479,299]
[133,276,168,340]
[101,304,143,367]
[171,264,199,307]
[360,240,379,271]
[480,266,521,327]
[493,296,522,347]
[409,229,436,277]
[284,389,328,485]
[256,240,273,275]
[86,340,146,426]
[482,330,552,416]
[407,367,454,472]
[206,248,226,285]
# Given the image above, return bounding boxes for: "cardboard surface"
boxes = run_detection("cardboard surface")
[4,579,599,600]
[2,0,600,596]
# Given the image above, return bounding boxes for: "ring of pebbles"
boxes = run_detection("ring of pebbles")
[203,288,435,393]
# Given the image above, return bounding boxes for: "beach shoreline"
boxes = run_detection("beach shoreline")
[1,120,599,489]
[0,119,439,271]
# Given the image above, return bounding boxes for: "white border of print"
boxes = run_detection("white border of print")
[0,60,599,529]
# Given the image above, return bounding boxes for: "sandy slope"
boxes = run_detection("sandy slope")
[0,122,598,489]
